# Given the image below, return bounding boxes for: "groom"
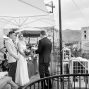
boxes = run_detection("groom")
[5,29,19,82]
[35,30,52,89]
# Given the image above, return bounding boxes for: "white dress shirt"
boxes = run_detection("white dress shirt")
[5,38,18,63]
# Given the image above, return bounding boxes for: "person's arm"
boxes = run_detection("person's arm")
[5,41,19,61]
[0,76,18,89]
[0,76,12,89]
[17,42,26,57]
[35,40,42,54]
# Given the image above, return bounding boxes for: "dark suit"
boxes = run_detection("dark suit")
[36,37,52,89]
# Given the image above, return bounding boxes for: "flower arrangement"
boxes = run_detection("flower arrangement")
[24,49,31,56]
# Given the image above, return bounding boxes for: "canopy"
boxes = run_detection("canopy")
[0,0,55,49]
[15,27,42,37]
[0,0,48,16]
[0,0,54,28]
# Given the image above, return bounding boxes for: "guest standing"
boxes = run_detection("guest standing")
[26,41,35,78]
[5,30,19,82]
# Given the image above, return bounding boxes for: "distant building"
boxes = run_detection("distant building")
[81,27,89,53]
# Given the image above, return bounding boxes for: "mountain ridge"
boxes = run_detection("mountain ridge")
[62,29,81,43]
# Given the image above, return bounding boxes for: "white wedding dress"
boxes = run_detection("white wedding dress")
[15,41,30,86]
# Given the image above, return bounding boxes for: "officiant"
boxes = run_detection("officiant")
[31,45,38,75]
[26,41,35,78]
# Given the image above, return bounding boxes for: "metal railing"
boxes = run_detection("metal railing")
[22,74,89,89]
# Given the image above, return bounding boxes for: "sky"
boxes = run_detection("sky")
[0,0,89,30]
[44,0,89,30]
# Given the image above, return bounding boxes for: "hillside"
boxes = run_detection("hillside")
[62,29,81,43]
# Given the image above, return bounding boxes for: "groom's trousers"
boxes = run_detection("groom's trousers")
[39,63,52,89]
[8,62,17,82]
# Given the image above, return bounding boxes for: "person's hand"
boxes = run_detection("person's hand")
[31,46,37,51]
[24,49,31,56]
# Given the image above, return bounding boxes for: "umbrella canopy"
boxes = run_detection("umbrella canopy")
[0,0,55,49]
[0,0,48,16]
[0,0,54,28]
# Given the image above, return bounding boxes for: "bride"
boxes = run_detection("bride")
[15,33,30,86]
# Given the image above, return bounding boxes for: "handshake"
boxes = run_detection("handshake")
[31,46,37,51]
[24,46,37,56]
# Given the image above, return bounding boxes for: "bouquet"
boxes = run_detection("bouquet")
[24,49,31,56]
